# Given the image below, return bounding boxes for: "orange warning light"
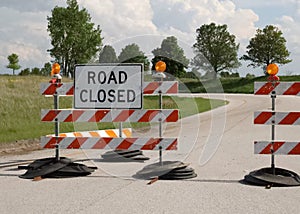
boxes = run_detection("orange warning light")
[155,61,166,72]
[266,63,278,75]
[51,63,60,76]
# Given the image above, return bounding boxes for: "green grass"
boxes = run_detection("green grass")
[180,75,300,94]
[0,75,227,143]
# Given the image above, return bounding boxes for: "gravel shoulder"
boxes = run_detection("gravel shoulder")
[0,139,41,156]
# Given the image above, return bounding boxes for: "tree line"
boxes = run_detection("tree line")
[5,0,292,79]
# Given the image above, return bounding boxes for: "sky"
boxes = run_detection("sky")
[1,0,300,76]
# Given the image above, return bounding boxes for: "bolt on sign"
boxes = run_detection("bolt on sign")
[74,64,143,109]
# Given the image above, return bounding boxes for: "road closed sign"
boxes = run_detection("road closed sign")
[74,64,143,109]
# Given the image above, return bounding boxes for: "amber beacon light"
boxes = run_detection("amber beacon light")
[51,62,61,76]
[155,60,166,72]
[266,63,279,75]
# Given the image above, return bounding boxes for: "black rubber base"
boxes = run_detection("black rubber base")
[134,161,197,180]
[244,167,300,187]
[100,150,150,162]
[19,157,96,179]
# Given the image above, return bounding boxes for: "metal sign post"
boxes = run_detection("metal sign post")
[270,90,276,175]
[158,88,163,165]
[54,91,60,161]
[154,61,167,166]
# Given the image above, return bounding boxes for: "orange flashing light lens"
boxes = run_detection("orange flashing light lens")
[52,63,60,75]
[155,61,166,72]
[266,63,279,75]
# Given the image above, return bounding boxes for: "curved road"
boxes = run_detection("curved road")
[1,94,300,213]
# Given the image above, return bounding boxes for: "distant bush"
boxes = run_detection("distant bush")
[220,71,240,78]
[182,71,198,79]
[246,73,255,78]
[19,68,30,76]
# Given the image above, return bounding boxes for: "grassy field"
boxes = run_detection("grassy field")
[180,75,300,93]
[0,75,226,144]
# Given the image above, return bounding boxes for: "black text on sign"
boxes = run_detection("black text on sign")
[74,64,143,109]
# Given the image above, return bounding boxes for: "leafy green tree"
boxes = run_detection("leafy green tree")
[99,45,118,63]
[192,23,241,79]
[19,68,30,76]
[220,71,240,78]
[7,53,21,75]
[240,25,292,73]
[118,43,150,71]
[31,67,40,75]
[40,62,52,76]
[152,36,189,78]
[47,0,103,77]
[246,73,255,79]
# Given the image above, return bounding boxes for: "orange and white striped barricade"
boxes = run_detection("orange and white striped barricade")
[40,109,179,151]
[40,81,178,96]
[39,77,179,158]
[254,111,300,125]
[244,81,300,186]
[41,109,179,123]
[254,82,300,96]
[254,141,300,155]
[51,128,132,138]
[41,136,177,150]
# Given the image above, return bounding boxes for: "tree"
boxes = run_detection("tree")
[152,36,189,78]
[118,43,150,71]
[192,23,241,79]
[40,62,52,76]
[31,67,40,75]
[99,45,118,63]
[47,0,103,77]
[240,25,292,73]
[7,53,21,75]
[19,68,30,76]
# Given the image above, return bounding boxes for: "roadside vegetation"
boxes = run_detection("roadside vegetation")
[180,75,300,94]
[0,75,227,144]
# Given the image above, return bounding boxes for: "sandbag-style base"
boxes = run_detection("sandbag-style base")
[100,150,150,162]
[134,161,197,180]
[244,167,300,187]
[19,157,96,179]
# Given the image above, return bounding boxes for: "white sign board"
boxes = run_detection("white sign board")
[74,64,143,109]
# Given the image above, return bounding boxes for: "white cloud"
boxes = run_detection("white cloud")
[79,0,157,43]
[277,16,300,54]
[1,0,299,75]
[150,0,258,51]
[231,0,298,8]
[0,7,51,73]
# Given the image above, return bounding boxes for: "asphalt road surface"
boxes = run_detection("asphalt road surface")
[1,94,300,214]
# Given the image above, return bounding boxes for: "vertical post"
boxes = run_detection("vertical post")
[154,60,166,165]
[54,91,60,161]
[119,122,123,138]
[118,107,123,152]
[159,89,163,165]
[158,76,164,165]
[271,90,276,175]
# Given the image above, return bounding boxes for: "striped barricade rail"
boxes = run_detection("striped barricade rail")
[142,81,178,94]
[254,141,300,155]
[49,128,132,138]
[254,82,300,95]
[41,136,178,150]
[246,80,300,186]
[41,109,179,122]
[254,111,300,125]
[40,83,74,96]
[40,81,178,96]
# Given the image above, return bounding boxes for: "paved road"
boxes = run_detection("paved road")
[1,94,300,214]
